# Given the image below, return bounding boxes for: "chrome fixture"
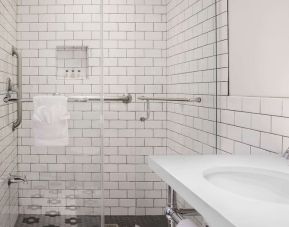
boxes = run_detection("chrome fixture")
[165,207,183,225]
[138,96,202,103]
[166,186,199,226]
[11,46,22,131]
[4,89,132,130]
[282,148,289,159]
[138,96,201,121]
[140,100,150,122]
[3,78,17,102]
[8,174,27,186]
[4,94,132,104]
[6,45,132,131]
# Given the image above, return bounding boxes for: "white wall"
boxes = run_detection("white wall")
[229,0,289,97]
[0,0,18,226]
[218,0,289,156]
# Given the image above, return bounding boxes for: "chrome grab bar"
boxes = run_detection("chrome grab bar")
[138,96,201,121]
[138,96,201,103]
[0,90,16,96]
[4,94,132,104]
[5,46,132,131]
[12,47,22,131]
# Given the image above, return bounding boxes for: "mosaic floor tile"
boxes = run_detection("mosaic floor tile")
[15,214,168,227]
[23,216,40,225]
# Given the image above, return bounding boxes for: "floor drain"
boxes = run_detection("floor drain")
[105,225,119,227]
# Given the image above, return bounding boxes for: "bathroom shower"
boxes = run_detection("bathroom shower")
[0,0,220,227]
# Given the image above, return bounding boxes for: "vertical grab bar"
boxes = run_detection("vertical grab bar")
[11,46,22,131]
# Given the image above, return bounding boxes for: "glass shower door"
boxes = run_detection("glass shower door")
[16,1,105,226]
[101,0,169,225]
[101,0,218,226]
[135,0,218,226]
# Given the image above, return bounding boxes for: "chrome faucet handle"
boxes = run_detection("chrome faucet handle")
[282,148,289,159]
[6,78,18,92]
[3,78,18,103]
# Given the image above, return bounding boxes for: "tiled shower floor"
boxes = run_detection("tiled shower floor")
[15,214,168,227]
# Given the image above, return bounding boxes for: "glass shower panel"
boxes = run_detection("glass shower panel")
[0,0,18,225]
[135,0,218,226]
[133,0,168,221]
[102,0,217,226]
[16,0,104,226]
[102,0,137,224]
[102,0,167,226]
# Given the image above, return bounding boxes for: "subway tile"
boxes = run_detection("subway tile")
[261,98,283,116]
[261,132,282,154]
[272,116,289,137]
[242,129,260,147]
[242,97,260,113]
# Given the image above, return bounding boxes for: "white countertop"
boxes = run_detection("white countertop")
[148,155,289,227]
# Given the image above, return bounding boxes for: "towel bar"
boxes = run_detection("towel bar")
[4,94,132,104]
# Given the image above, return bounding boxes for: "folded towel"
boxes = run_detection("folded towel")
[177,219,198,227]
[32,96,70,146]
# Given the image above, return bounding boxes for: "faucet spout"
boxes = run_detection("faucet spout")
[8,174,27,186]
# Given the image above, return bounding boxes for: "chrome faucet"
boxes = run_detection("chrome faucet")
[8,174,27,186]
[282,148,289,159]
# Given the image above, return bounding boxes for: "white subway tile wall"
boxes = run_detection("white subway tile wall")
[167,0,218,155]
[0,0,18,226]
[218,95,289,155]
[166,0,218,226]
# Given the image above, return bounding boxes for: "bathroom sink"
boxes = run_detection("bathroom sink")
[149,155,289,227]
[204,167,289,204]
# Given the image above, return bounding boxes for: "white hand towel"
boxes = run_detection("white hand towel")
[32,96,70,146]
[177,219,198,227]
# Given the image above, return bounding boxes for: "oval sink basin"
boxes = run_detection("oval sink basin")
[204,167,289,204]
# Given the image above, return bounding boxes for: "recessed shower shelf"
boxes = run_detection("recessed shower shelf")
[56,46,89,80]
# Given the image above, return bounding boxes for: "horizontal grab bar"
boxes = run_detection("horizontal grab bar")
[0,91,16,96]
[138,96,201,103]
[4,94,132,104]
[138,96,201,121]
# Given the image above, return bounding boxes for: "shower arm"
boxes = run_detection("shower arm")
[11,46,22,131]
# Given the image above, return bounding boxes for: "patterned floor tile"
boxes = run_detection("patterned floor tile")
[15,214,168,227]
